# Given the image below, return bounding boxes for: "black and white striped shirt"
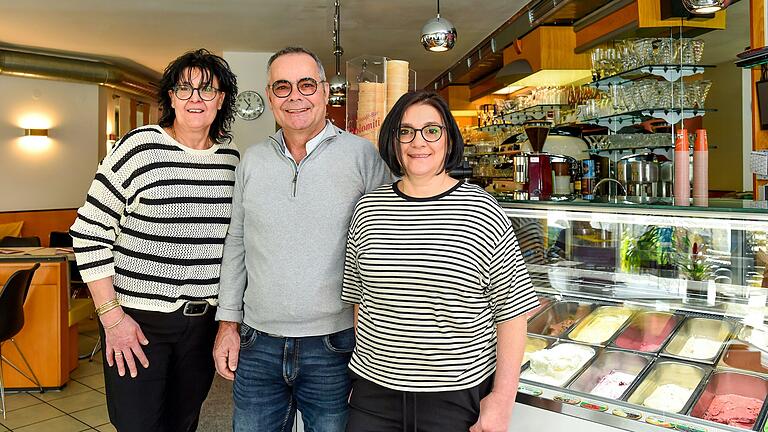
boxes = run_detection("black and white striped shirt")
[70,126,239,312]
[342,181,539,392]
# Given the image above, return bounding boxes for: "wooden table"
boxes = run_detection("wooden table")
[0,248,79,390]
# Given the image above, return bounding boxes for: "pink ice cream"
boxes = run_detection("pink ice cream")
[614,313,676,352]
[590,370,637,399]
[702,394,763,429]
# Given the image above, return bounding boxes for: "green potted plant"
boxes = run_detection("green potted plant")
[678,239,713,301]
[621,225,676,277]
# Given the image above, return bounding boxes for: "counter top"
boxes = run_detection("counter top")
[0,247,73,262]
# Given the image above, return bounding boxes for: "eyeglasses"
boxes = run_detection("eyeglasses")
[396,125,445,143]
[270,78,325,98]
[173,85,220,101]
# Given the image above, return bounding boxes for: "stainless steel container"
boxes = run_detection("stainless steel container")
[527,301,596,337]
[717,340,768,376]
[567,305,634,345]
[568,350,651,400]
[658,161,673,198]
[519,342,597,387]
[626,359,709,414]
[522,335,554,367]
[611,311,681,353]
[689,371,768,430]
[513,155,528,183]
[662,317,734,364]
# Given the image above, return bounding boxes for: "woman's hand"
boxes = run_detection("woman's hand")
[102,309,150,378]
[469,391,514,432]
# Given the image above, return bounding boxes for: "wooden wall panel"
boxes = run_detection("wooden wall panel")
[0,209,78,246]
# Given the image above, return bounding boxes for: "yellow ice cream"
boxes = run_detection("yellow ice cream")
[570,307,632,344]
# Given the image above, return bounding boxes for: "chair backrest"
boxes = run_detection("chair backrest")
[0,236,41,247]
[49,231,73,248]
[0,263,40,342]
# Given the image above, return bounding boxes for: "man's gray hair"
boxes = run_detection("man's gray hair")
[267,47,326,81]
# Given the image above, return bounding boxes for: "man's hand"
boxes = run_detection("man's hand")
[469,391,514,432]
[213,321,240,380]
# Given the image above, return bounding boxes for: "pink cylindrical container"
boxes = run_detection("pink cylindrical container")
[674,129,690,206]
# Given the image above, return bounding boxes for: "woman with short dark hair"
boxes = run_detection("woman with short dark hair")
[70,48,239,432]
[342,90,538,432]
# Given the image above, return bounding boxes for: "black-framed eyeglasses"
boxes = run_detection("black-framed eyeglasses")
[270,78,325,98]
[173,85,220,101]
[396,125,445,143]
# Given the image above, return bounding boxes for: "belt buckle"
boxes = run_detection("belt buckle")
[182,301,209,316]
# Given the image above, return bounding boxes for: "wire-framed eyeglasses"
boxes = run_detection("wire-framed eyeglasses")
[173,85,220,101]
[270,78,325,98]
[396,125,445,143]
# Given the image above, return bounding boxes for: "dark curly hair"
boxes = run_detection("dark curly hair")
[157,49,238,144]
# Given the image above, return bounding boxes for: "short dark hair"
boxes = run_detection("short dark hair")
[378,90,464,177]
[267,47,326,81]
[158,48,238,144]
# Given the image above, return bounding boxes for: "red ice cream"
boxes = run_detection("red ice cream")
[614,312,676,352]
[702,394,763,429]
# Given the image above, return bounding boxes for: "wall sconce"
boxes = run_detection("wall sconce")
[24,128,49,137]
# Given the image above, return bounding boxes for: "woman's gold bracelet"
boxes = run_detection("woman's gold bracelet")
[95,299,120,316]
[104,312,125,330]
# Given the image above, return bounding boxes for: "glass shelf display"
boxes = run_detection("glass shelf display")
[583,108,716,132]
[589,64,714,90]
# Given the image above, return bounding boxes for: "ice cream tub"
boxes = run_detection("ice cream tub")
[527,301,595,337]
[689,371,768,430]
[662,317,735,364]
[739,326,768,352]
[520,342,597,387]
[611,311,681,354]
[568,349,651,401]
[626,359,709,414]
[567,305,634,346]
[524,296,553,321]
[521,335,554,367]
[718,340,768,376]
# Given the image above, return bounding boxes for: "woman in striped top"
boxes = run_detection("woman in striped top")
[70,49,238,432]
[342,91,539,432]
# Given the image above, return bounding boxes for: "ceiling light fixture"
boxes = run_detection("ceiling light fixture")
[682,0,734,14]
[328,0,347,107]
[421,0,457,52]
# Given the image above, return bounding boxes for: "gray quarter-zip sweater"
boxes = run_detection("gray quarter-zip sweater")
[216,121,393,336]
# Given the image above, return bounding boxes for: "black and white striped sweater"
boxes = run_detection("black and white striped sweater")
[70,125,239,312]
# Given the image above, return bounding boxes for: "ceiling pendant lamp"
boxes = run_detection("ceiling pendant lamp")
[421,0,457,52]
[328,0,347,107]
[682,0,733,14]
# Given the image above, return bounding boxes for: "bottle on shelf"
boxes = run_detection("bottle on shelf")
[674,129,690,206]
[693,129,709,207]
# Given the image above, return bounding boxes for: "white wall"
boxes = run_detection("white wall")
[0,75,99,211]
[224,51,275,154]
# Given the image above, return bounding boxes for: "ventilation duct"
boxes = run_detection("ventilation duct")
[0,45,159,98]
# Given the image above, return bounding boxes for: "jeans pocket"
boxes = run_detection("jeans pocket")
[239,323,258,349]
[323,328,356,354]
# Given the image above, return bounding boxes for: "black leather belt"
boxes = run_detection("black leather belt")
[182,300,210,316]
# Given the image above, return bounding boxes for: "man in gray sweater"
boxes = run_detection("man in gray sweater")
[213,46,391,432]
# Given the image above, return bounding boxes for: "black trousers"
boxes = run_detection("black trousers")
[346,371,494,432]
[98,305,217,432]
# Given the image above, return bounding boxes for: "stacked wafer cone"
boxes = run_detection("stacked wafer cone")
[356,81,386,146]
[386,59,409,114]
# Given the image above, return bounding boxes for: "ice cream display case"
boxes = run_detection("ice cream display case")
[504,199,768,432]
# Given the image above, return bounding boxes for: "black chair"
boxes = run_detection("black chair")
[49,231,86,297]
[0,263,43,419]
[0,236,41,247]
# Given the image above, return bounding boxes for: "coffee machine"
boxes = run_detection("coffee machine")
[524,120,553,201]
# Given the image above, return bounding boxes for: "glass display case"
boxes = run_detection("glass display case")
[505,198,768,432]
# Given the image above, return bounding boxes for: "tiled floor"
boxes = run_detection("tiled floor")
[0,320,116,432]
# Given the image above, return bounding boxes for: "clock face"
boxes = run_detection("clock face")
[235,90,264,120]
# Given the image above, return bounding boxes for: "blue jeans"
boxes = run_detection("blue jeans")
[233,325,355,432]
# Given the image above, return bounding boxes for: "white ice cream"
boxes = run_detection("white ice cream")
[521,343,595,386]
[679,336,723,359]
[643,384,693,412]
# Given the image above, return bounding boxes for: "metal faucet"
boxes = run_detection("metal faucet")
[591,178,627,197]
